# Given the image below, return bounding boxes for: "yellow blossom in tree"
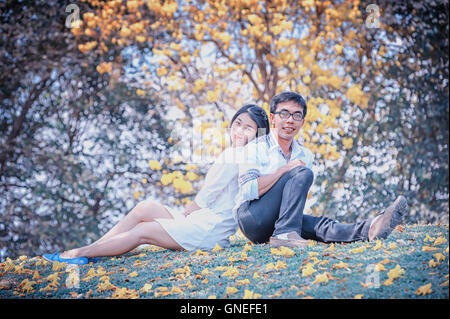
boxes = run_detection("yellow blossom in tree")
[149,160,162,170]
[160,173,173,186]
[345,85,368,108]
[193,79,205,92]
[136,89,146,96]
[342,137,353,149]
[96,62,113,74]
[206,90,219,103]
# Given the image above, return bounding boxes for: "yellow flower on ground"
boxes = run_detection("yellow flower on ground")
[354,294,364,299]
[434,253,446,262]
[312,273,329,285]
[428,259,439,267]
[383,264,405,286]
[226,286,238,295]
[373,240,384,250]
[18,279,36,293]
[271,246,295,257]
[275,260,287,269]
[222,267,239,277]
[211,243,223,252]
[415,283,432,296]
[302,263,316,277]
[140,283,153,293]
[433,236,447,246]
[243,289,261,299]
[236,279,250,286]
[350,246,366,254]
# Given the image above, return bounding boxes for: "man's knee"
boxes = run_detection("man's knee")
[287,166,314,184]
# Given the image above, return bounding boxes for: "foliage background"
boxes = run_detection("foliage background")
[0,0,448,261]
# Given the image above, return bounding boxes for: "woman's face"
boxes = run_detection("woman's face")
[230,112,258,147]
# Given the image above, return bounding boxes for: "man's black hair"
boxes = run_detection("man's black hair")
[270,91,307,117]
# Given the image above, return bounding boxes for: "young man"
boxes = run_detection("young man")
[232,91,409,248]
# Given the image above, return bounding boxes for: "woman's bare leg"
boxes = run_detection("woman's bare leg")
[61,221,183,258]
[60,200,173,258]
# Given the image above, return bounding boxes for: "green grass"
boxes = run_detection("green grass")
[0,224,448,299]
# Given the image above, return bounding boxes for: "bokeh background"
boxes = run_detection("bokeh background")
[0,0,448,261]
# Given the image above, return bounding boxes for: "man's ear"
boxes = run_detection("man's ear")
[298,118,305,129]
[269,113,275,127]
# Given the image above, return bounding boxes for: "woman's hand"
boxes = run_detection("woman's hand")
[182,200,202,217]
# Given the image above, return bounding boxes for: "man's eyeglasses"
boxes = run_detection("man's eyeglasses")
[272,110,304,121]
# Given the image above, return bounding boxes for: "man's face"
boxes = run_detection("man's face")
[270,101,305,141]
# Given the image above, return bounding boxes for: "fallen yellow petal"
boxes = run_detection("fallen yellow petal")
[226,286,238,295]
[433,236,447,246]
[415,283,432,296]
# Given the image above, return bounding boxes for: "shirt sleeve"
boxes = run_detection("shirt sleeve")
[306,148,314,169]
[194,149,238,208]
[237,141,262,202]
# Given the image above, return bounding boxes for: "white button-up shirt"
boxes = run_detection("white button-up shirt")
[194,146,243,216]
[232,130,314,221]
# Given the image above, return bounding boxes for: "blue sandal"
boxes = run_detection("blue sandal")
[42,252,89,265]
[88,257,101,263]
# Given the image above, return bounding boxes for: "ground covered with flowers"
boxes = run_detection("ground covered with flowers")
[0,224,448,299]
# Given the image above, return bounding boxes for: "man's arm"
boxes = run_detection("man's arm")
[256,159,306,197]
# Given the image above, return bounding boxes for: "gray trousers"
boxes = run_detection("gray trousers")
[236,166,373,244]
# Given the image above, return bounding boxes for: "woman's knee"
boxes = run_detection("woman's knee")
[133,200,157,222]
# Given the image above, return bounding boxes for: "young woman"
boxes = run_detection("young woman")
[43,105,270,264]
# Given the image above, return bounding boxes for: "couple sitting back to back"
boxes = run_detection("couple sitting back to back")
[43,92,409,265]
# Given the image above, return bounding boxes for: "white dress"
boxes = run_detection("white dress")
[151,147,242,251]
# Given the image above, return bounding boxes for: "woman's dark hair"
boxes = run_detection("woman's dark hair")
[230,104,270,137]
[270,91,307,117]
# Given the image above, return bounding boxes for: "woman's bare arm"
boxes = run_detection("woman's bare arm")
[182,200,202,216]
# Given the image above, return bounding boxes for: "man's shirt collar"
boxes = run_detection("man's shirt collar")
[268,130,305,160]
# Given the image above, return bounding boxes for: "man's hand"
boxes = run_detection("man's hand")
[282,158,305,174]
